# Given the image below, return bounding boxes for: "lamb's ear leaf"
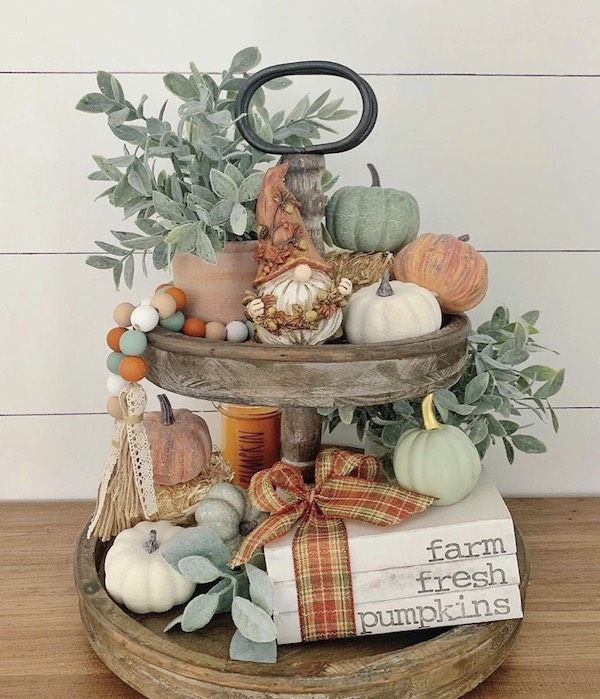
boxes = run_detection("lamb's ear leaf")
[160,526,230,570]
[246,563,274,613]
[181,594,219,632]
[229,629,277,663]
[209,578,235,613]
[231,596,277,643]
[178,555,222,584]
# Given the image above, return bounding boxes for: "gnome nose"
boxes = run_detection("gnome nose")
[294,264,312,283]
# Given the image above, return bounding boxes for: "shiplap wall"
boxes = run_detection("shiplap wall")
[1,1,599,499]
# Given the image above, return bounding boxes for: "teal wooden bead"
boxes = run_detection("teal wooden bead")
[159,311,185,332]
[106,352,125,374]
[119,329,148,356]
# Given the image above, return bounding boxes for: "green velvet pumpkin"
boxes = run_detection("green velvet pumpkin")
[193,482,264,551]
[393,394,481,506]
[325,164,419,253]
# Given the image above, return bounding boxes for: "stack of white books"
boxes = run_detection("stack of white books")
[264,469,523,644]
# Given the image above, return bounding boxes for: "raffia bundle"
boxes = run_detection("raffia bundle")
[88,384,232,541]
[326,250,394,289]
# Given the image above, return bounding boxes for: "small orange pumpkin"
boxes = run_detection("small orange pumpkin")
[392,233,488,313]
[145,395,212,486]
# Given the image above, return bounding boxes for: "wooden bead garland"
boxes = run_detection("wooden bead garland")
[104,286,253,416]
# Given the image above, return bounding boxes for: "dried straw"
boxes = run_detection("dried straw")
[326,250,394,289]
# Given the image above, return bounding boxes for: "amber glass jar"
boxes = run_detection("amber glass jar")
[218,404,281,488]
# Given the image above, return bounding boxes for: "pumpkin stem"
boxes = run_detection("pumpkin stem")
[240,520,258,537]
[367,163,381,188]
[376,272,394,297]
[143,529,159,553]
[457,234,470,242]
[422,394,441,431]
[158,394,175,426]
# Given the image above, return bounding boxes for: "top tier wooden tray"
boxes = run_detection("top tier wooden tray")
[145,314,470,408]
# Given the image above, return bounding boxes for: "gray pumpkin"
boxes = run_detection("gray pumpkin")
[325,164,419,253]
[194,482,265,551]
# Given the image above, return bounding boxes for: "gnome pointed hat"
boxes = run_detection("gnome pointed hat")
[253,163,332,287]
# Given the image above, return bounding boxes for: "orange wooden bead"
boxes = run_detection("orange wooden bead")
[182,317,206,337]
[119,356,148,382]
[165,286,187,312]
[107,327,127,351]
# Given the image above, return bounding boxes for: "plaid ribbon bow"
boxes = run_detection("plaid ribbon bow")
[229,447,435,642]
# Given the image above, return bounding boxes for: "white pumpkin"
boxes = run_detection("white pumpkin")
[393,394,482,506]
[104,520,196,614]
[343,273,441,344]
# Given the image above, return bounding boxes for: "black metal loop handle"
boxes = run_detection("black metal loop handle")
[234,60,378,155]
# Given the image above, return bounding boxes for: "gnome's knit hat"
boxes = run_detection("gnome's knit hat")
[253,163,332,287]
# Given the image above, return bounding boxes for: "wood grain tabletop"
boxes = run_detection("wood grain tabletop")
[1,498,598,698]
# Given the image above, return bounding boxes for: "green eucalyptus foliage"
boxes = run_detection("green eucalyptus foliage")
[320,306,564,474]
[77,47,353,288]
[160,525,277,663]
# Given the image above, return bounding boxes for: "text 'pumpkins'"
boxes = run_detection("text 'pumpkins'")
[145,394,212,486]
[393,233,488,313]
[326,164,419,253]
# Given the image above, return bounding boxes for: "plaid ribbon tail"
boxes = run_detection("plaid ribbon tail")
[293,512,356,642]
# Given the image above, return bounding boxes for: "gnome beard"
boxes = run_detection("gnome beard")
[249,264,347,346]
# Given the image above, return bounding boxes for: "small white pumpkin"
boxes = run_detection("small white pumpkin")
[343,273,441,344]
[194,482,264,551]
[393,394,482,506]
[104,520,196,614]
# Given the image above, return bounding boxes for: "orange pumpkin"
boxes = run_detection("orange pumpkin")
[145,395,212,486]
[392,233,488,313]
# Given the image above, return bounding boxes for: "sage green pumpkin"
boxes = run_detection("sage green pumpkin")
[193,482,264,551]
[325,164,419,253]
[393,395,481,506]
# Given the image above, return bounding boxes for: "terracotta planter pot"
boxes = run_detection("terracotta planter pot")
[172,241,258,324]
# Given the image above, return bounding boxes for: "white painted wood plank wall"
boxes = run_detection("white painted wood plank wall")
[1,1,598,499]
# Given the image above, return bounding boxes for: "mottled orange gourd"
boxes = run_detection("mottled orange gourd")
[393,233,488,312]
[145,395,213,486]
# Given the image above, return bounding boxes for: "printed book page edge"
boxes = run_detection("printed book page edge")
[265,517,518,583]
[274,584,523,645]
[272,554,521,614]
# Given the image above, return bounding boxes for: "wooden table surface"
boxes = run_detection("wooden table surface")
[1,499,599,698]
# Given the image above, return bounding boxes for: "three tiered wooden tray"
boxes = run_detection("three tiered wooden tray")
[77,68,528,695]
[76,315,529,698]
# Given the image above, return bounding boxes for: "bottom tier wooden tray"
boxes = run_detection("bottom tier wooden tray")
[75,525,529,699]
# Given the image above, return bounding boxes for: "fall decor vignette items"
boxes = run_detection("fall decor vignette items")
[77,55,555,671]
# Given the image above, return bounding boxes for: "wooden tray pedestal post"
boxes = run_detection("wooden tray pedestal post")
[278,153,327,255]
[280,406,322,478]
[275,154,327,476]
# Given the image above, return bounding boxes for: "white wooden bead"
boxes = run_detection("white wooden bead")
[131,303,159,332]
[107,373,128,396]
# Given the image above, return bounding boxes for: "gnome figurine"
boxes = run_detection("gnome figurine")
[244,163,352,345]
